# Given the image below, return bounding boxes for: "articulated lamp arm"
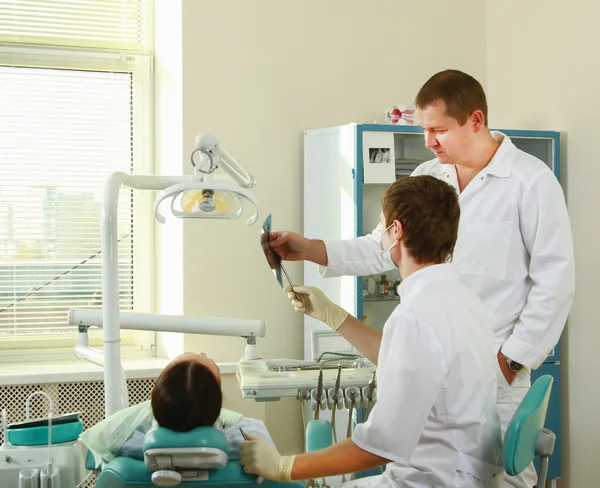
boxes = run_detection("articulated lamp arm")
[192,134,256,189]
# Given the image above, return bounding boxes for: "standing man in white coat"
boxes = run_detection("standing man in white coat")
[270,70,575,488]
[242,176,503,487]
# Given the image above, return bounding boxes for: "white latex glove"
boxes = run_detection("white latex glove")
[241,435,296,482]
[285,285,349,331]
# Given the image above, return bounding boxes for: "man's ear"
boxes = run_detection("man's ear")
[394,221,404,240]
[471,110,485,132]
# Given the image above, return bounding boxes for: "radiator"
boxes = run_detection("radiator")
[0,378,155,487]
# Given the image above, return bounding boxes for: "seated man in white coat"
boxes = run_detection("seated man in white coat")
[241,175,503,487]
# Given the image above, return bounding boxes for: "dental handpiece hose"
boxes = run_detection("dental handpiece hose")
[346,390,356,481]
[331,364,342,444]
[331,364,346,482]
[366,371,376,417]
[315,369,323,420]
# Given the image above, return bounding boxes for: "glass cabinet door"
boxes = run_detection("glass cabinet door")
[357,128,559,333]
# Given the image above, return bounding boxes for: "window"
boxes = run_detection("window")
[0,0,154,354]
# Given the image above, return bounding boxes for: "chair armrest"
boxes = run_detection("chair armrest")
[535,428,556,457]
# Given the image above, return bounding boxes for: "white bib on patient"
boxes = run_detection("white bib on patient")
[80,400,154,466]
[80,400,245,468]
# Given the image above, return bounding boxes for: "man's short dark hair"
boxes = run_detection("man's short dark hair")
[382,175,460,264]
[416,69,488,125]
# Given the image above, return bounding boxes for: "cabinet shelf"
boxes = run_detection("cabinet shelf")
[363,294,400,303]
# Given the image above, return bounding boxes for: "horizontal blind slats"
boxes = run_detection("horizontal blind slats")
[0,0,151,50]
[0,63,139,334]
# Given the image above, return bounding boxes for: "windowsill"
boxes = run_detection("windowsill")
[0,358,238,386]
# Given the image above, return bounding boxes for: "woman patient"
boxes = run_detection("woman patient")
[81,352,274,465]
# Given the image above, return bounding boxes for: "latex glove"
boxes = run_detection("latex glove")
[285,285,349,331]
[241,435,296,482]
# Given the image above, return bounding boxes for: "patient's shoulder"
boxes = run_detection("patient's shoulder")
[217,408,244,428]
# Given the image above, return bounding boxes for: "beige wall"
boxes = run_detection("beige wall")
[154,0,596,479]
[156,0,486,454]
[485,1,598,485]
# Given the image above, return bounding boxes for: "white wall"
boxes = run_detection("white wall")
[156,0,486,454]
[485,1,597,485]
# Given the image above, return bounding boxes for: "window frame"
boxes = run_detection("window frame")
[0,44,156,362]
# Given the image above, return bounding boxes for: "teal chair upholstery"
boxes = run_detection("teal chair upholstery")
[503,374,556,488]
[94,426,303,487]
[305,419,333,453]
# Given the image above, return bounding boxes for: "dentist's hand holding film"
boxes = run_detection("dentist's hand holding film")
[285,285,349,331]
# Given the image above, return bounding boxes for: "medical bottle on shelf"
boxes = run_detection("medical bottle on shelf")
[366,276,376,295]
[379,275,389,295]
[394,280,401,296]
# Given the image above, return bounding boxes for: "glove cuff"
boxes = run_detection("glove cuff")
[278,455,296,481]
[331,310,349,331]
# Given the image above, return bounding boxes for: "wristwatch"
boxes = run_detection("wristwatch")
[502,352,523,372]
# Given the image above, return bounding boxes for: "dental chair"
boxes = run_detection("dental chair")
[503,374,556,488]
[93,426,303,487]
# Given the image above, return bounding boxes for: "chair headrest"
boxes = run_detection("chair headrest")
[143,426,230,455]
[143,426,230,473]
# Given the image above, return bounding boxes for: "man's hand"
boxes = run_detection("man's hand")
[286,285,349,331]
[270,231,327,266]
[240,435,296,482]
[497,350,517,385]
[269,231,311,261]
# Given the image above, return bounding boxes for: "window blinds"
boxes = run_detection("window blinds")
[0,0,152,51]
[0,66,137,335]
[0,1,153,341]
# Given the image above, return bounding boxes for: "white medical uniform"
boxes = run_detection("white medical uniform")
[322,132,575,487]
[344,264,502,488]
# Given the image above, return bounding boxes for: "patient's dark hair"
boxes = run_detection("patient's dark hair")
[151,360,222,432]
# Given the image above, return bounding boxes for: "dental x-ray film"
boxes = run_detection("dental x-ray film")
[261,214,296,291]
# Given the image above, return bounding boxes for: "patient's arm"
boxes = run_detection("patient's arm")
[113,418,155,460]
[224,417,275,460]
[114,429,147,460]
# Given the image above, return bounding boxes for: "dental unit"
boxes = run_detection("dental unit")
[0,134,377,488]
[72,133,261,418]
[0,135,265,488]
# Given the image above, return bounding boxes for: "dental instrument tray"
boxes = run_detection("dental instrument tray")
[237,357,376,401]
[8,412,81,429]
[7,412,83,446]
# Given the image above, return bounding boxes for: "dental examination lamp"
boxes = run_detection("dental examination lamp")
[69,134,262,418]
[154,133,259,225]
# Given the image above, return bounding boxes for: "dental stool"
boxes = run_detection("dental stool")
[94,426,303,487]
[503,374,556,488]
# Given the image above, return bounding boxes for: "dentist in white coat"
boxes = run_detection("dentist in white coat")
[269,70,575,488]
[242,175,503,487]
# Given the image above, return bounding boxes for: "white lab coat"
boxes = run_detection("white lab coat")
[322,132,575,370]
[347,264,503,488]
